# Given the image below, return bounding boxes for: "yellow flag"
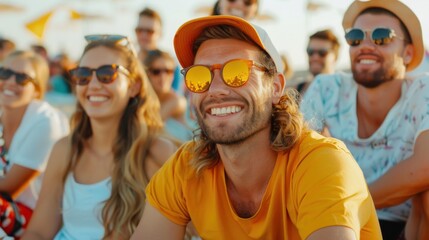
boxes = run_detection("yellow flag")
[70,9,82,20]
[25,10,54,40]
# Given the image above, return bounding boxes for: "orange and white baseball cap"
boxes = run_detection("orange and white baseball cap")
[174,15,284,73]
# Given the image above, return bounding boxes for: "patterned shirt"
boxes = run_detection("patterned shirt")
[300,72,429,222]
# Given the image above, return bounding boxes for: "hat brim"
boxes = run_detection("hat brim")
[342,0,423,71]
[174,16,265,69]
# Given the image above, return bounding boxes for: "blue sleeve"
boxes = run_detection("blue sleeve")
[300,75,327,132]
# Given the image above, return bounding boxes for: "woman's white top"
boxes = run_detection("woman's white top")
[7,100,69,208]
[54,174,112,240]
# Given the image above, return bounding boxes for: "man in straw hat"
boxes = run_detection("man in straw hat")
[300,0,429,239]
[131,15,381,239]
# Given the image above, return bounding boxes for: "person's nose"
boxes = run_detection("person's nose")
[359,32,377,50]
[206,69,230,96]
[87,72,102,89]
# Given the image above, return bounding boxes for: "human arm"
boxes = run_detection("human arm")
[405,191,429,240]
[131,143,191,238]
[292,135,381,239]
[160,92,187,122]
[1,118,68,198]
[21,137,69,240]
[307,226,356,240]
[146,135,179,179]
[0,165,39,198]
[369,130,429,208]
[130,202,185,240]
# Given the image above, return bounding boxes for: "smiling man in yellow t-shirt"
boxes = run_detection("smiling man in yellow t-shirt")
[131,15,382,240]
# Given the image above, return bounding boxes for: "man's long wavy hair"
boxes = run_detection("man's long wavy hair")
[64,40,163,239]
[190,25,307,174]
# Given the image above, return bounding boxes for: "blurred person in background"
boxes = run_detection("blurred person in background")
[135,7,184,96]
[0,38,15,63]
[300,1,429,239]
[212,0,258,20]
[48,53,75,94]
[144,49,192,141]
[294,29,340,95]
[30,45,48,61]
[281,54,293,81]
[0,50,69,238]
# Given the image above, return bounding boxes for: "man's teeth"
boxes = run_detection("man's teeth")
[360,59,376,64]
[88,96,108,102]
[211,106,242,115]
[3,89,15,96]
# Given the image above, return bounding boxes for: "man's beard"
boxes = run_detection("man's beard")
[351,65,398,89]
[197,100,272,146]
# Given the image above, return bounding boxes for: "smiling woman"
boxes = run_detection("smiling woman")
[22,34,178,240]
[0,50,69,238]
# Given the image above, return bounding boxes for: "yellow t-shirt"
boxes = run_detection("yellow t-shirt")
[146,131,382,239]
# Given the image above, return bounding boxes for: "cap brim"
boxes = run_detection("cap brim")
[174,15,265,69]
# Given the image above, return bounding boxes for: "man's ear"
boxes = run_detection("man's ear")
[129,81,142,97]
[403,43,415,65]
[272,73,285,104]
[34,90,40,99]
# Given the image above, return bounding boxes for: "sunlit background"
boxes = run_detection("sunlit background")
[1,0,428,72]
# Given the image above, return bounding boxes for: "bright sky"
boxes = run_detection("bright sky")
[1,0,428,71]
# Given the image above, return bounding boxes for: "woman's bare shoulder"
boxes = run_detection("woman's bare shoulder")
[149,135,180,166]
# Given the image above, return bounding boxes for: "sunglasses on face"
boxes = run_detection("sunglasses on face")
[181,59,272,93]
[135,27,155,35]
[148,68,174,76]
[69,64,130,86]
[227,0,256,6]
[345,27,404,47]
[0,67,33,86]
[307,48,329,57]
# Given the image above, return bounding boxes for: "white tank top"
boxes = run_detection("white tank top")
[54,174,111,240]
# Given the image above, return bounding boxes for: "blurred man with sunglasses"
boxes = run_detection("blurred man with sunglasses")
[212,0,259,20]
[294,29,340,94]
[131,15,381,240]
[135,7,185,96]
[300,1,429,239]
[135,8,162,62]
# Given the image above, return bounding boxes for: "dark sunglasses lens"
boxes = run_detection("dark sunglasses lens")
[15,73,31,85]
[345,29,364,46]
[372,28,394,45]
[0,68,12,80]
[150,69,161,75]
[307,49,328,57]
[96,65,117,84]
[149,69,174,76]
[135,28,155,34]
[318,49,328,57]
[71,68,91,85]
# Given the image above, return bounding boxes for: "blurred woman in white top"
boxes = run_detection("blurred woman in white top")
[0,50,69,237]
